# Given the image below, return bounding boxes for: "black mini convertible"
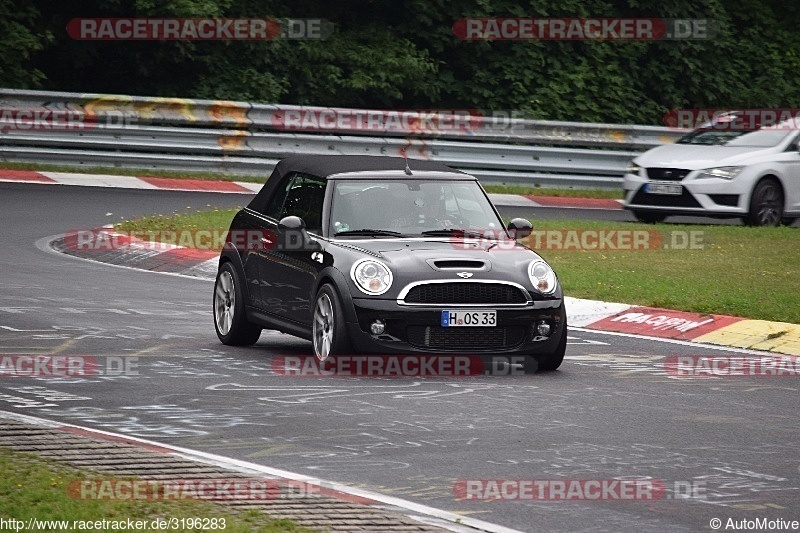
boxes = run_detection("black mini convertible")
[213,155,567,372]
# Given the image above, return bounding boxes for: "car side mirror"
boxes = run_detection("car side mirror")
[278,215,305,232]
[278,216,319,250]
[507,218,533,240]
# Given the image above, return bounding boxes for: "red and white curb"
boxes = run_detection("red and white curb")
[1,410,519,533]
[0,169,623,209]
[0,169,261,194]
[566,297,800,356]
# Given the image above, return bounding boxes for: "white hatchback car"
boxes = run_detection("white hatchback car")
[622,122,800,225]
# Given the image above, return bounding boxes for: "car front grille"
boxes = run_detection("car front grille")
[407,325,526,350]
[402,283,528,305]
[646,168,691,181]
[631,187,702,208]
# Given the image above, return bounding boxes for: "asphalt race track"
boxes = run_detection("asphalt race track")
[1,183,798,532]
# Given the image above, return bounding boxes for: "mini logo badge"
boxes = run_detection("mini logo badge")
[456,272,473,278]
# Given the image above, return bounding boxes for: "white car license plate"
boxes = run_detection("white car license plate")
[645,182,683,195]
[441,310,496,327]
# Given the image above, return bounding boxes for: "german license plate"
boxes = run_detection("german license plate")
[441,310,496,327]
[645,182,682,195]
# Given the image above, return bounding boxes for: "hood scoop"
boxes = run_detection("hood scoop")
[429,259,489,271]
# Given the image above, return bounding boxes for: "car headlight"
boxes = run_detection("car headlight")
[350,259,393,295]
[699,166,744,180]
[528,260,557,294]
[627,162,642,176]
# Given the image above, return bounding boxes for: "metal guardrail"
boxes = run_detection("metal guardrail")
[0,88,682,188]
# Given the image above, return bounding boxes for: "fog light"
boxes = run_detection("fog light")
[370,320,386,335]
[536,321,551,337]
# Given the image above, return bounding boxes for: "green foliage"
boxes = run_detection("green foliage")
[0,0,53,87]
[10,0,800,124]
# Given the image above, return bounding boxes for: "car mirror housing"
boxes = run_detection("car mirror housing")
[507,218,533,240]
[278,215,306,231]
[278,216,319,250]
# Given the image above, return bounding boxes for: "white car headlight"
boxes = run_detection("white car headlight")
[627,162,642,176]
[528,260,557,294]
[699,166,744,180]
[350,259,393,295]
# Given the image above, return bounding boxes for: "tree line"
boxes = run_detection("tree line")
[3,0,799,125]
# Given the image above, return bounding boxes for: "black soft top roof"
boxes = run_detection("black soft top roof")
[248,155,466,214]
[273,155,462,179]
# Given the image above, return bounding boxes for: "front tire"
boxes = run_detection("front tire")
[746,179,784,226]
[312,284,351,361]
[213,262,262,346]
[632,210,667,224]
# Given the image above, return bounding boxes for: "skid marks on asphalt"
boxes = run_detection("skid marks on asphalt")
[565,334,673,377]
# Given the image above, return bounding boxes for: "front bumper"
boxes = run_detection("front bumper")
[622,171,751,216]
[343,297,566,355]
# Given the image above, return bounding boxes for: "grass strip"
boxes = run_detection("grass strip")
[526,219,799,324]
[0,447,309,532]
[114,209,799,324]
[482,184,622,198]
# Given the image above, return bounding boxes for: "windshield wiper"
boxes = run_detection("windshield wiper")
[420,229,488,238]
[335,229,404,237]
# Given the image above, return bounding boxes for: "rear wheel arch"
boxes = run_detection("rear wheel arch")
[218,253,256,307]
[213,261,262,346]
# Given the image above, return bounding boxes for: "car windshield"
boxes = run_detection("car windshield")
[723,127,796,147]
[677,125,795,147]
[329,179,505,237]
[676,129,750,145]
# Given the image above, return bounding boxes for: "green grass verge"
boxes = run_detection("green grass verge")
[114,209,799,323]
[482,184,622,199]
[527,219,799,323]
[116,205,243,234]
[0,447,308,532]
